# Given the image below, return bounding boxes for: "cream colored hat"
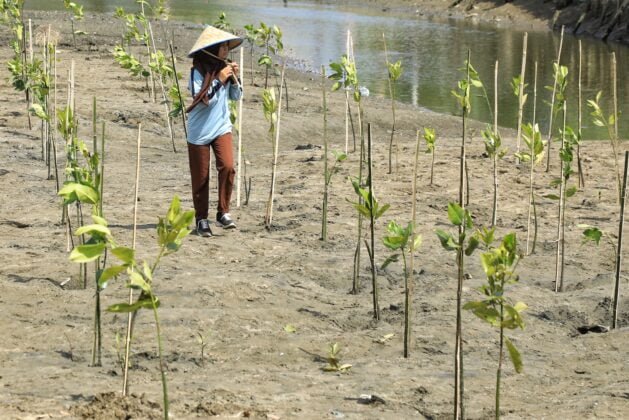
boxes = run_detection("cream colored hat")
[188,26,243,58]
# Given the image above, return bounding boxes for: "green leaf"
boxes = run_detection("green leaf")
[70,243,106,263]
[75,224,111,237]
[381,254,400,269]
[92,215,108,226]
[582,227,603,245]
[98,265,126,288]
[505,336,523,373]
[58,182,99,205]
[107,297,157,313]
[545,194,560,200]
[447,203,464,226]
[128,271,151,293]
[566,186,578,198]
[283,324,296,333]
[112,246,135,264]
[435,229,459,251]
[465,235,479,256]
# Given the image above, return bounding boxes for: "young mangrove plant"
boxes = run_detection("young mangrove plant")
[63,0,85,49]
[382,220,421,357]
[515,123,545,255]
[464,231,526,419]
[263,62,286,229]
[545,26,565,172]
[435,202,479,419]
[423,127,437,185]
[252,22,283,89]
[349,124,389,320]
[322,343,352,372]
[329,54,366,294]
[69,195,195,419]
[383,33,403,174]
[588,91,622,205]
[514,33,528,160]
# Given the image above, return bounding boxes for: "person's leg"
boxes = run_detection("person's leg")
[187,143,213,235]
[211,132,235,216]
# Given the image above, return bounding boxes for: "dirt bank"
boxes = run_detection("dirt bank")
[0,8,628,420]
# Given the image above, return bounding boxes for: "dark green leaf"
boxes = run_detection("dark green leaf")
[70,243,106,263]
[505,336,523,373]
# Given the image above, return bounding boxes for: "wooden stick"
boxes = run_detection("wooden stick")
[515,33,527,163]
[122,124,142,396]
[555,105,567,293]
[169,41,188,139]
[612,151,629,329]
[264,62,287,229]
[321,65,329,241]
[367,123,379,321]
[546,26,565,173]
[577,40,585,189]
[236,47,244,208]
[345,30,350,154]
[405,130,421,358]
[492,60,499,227]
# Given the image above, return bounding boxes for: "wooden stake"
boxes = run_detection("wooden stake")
[345,29,350,154]
[492,60,499,227]
[577,40,585,189]
[366,123,379,321]
[236,47,244,208]
[168,42,187,139]
[515,33,527,163]
[264,62,287,229]
[122,124,142,396]
[405,130,421,358]
[546,26,564,173]
[612,151,628,329]
[555,105,567,293]
[321,65,329,241]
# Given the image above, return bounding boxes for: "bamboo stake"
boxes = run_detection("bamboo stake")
[454,50,471,420]
[236,47,244,208]
[526,63,538,256]
[321,65,329,241]
[577,40,585,189]
[612,151,628,329]
[555,105,567,293]
[405,130,421,358]
[366,123,379,320]
[345,30,350,154]
[545,26,564,173]
[515,33,527,163]
[168,41,187,139]
[264,62,287,229]
[141,2,156,102]
[100,121,105,217]
[492,60,499,227]
[148,22,176,153]
[52,42,60,191]
[122,124,142,396]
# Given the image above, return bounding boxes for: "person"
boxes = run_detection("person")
[186,26,243,237]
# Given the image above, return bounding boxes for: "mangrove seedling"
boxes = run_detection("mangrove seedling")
[588,91,622,205]
[382,220,421,357]
[423,127,437,185]
[383,33,403,174]
[322,343,352,372]
[69,195,195,419]
[63,0,85,48]
[464,232,526,420]
[435,202,480,419]
[252,22,283,89]
[515,123,545,255]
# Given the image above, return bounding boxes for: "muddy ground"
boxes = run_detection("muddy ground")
[0,6,628,420]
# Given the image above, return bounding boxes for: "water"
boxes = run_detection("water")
[25,0,629,139]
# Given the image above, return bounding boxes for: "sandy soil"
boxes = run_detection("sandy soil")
[1,7,628,420]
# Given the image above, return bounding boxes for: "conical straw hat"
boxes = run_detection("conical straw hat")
[188,26,243,58]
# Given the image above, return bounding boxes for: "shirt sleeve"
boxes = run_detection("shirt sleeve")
[229,82,243,101]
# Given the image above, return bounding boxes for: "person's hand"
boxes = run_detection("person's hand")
[218,65,235,84]
[230,62,239,78]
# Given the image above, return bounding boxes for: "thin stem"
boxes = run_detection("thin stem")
[515,33,527,162]
[612,151,629,329]
[321,65,329,241]
[546,26,565,173]
[367,123,379,321]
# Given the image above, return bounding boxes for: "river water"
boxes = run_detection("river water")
[25,0,629,139]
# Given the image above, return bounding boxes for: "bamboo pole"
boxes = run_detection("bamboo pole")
[545,26,564,173]
[122,124,142,396]
[264,62,287,229]
[148,22,176,153]
[515,33,527,163]
[366,123,379,320]
[236,47,244,208]
[492,60,499,227]
[168,41,187,139]
[555,105,567,293]
[405,130,421,358]
[321,65,329,241]
[383,33,397,174]
[345,30,350,154]
[577,40,585,189]
[612,151,628,329]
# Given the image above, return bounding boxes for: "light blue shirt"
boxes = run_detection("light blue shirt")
[186,68,242,145]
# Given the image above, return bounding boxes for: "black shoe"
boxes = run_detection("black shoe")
[216,212,236,229]
[196,219,213,237]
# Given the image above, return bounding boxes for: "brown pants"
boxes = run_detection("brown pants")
[187,133,235,221]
